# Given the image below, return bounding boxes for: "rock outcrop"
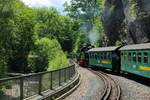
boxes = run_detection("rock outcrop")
[102,0,150,45]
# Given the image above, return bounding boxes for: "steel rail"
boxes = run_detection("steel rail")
[88,69,111,100]
[88,69,121,100]
[99,71,121,100]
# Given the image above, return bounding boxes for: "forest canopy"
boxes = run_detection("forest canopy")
[0,0,107,78]
[0,0,83,77]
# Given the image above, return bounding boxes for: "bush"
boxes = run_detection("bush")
[28,38,69,72]
[48,51,69,71]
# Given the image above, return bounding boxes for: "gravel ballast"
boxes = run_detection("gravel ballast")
[64,66,105,100]
[108,74,150,100]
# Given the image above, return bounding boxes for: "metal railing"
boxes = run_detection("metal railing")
[0,65,76,100]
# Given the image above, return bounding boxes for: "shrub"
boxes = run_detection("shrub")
[28,38,69,72]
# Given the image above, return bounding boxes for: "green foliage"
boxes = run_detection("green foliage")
[128,0,143,18]
[109,5,116,12]
[0,0,81,76]
[28,38,69,72]
[9,1,36,73]
[128,0,147,18]
[0,56,7,78]
[34,8,79,52]
[115,40,123,46]
[48,51,69,71]
[97,0,107,9]
[0,0,19,76]
[64,0,104,48]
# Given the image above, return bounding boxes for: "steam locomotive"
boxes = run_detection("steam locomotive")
[76,45,94,67]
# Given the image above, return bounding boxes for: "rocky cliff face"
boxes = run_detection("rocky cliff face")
[102,0,150,45]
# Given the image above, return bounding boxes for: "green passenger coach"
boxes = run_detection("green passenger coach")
[119,43,150,78]
[88,46,121,71]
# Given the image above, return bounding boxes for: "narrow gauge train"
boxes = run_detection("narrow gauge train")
[87,43,150,78]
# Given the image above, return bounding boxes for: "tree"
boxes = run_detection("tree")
[64,0,104,47]
[34,8,81,52]
[0,0,19,77]
[8,1,36,73]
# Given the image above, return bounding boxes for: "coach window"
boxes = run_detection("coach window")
[96,53,98,59]
[124,53,127,61]
[90,53,92,58]
[137,53,142,63]
[108,52,111,59]
[128,53,131,62]
[110,52,112,59]
[92,53,94,59]
[97,52,99,59]
[107,52,110,59]
[133,52,137,63]
[98,53,101,59]
[95,53,97,59]
[106,52,109,59]
[109,52,111,59]
[93,53,94,58]
[97,53,99,59]
[121,52,123,56]
[126,53,128,62]
[107,52,109,59]
[102,52,104,59]
[106,52,108,59]
[144,52,148,64]
[103,52,105,59]
[101,53,103,59]
[99,53,101,59]
[104,52,107,59]
[91,53,93,58]
[105,52,107,59]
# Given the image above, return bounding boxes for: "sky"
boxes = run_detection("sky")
[21,0,71,13]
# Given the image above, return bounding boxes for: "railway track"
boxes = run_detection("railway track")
[88,69,121,100]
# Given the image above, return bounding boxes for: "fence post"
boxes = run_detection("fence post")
[65,68,66,82]
[59,70,61,86]
[73,65,76,76]
[20,78,24,100]
[39,75,42,95]
[50,72,53,90]
[69,67,71,80]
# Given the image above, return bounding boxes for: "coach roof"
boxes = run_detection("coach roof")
[88,46,120,52]
[119,43,150,50]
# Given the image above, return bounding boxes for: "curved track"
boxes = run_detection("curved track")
[88,69,121,100]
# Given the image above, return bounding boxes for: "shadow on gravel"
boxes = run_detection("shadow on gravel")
[90,67,150,87]
[121,73,150,87]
